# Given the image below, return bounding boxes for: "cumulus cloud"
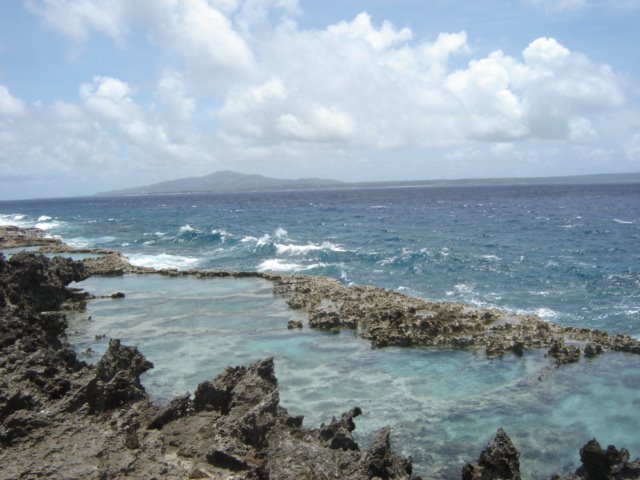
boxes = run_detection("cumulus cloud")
[154,73,196,125]
[326,12,412,52]
[216,22,624,148]
[0,75,211,197]
[0,84,28,117]
[141,0,255,81]
[3,1,636,197]
[25,2,627,147]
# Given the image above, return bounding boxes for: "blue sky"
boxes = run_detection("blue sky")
[0,0,639,199]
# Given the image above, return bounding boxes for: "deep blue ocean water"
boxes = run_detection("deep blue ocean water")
[1,183,639,479]
[2,183,639,335]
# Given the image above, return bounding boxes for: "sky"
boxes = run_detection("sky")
[0,0,639,199]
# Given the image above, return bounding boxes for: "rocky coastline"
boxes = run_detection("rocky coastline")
[1,225,640,479]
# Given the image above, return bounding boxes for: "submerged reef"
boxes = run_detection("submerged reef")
[2,226,640,479]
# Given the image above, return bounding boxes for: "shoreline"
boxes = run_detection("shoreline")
[1,225,640,479]
[3,224,639,366]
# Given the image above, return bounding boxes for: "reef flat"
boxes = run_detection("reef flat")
[1,225,640,479]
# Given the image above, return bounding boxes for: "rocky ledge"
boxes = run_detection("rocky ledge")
[1,253,414,479]
[0,225,63,249]
[4,225,639,367]
[270,275,640,364]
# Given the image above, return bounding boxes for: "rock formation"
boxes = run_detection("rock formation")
[270,274,640,360]
[461,428,521,480]
[0,253,413,479]
[551,439,640,480]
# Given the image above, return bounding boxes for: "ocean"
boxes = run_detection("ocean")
[1,182,639,478]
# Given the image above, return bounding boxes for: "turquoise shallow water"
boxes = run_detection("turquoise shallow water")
[68,274,640,480]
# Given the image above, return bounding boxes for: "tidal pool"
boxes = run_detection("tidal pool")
[68,274,640,480]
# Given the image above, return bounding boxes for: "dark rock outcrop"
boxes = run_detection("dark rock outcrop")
[67,338,153,413]
[0,225,63,249]
[271,275,640,363]
[0,253,88,445]
[0,253,413,479]
[4,251,88,312]
[551,439,640,480]
[462,428,520,480]
[547,338,581,366]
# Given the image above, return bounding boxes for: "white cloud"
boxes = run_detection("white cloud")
[0,84,28,117]
[216,21,624,148]
[142,0,255,80]
[568,117,597,142]
[25,0,131,42]
[0,74,214,197]
[276,105,356,142]
[491,143,517,156]
[4,3,636,197]
[327,12,412,52]
[25,3,627,148]
[154,73,196,124]
[625,133,640,161]
[523,37,570,66]
[79,76,151,142]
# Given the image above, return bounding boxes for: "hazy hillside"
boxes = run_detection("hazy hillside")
[99,171,640,196]
[99,170,343,195]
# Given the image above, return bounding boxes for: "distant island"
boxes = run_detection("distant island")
[98,170,343,196]
[98,171,640,196]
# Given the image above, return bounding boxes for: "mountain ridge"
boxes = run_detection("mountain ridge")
[98,170,343,195]
[98,171,640,196]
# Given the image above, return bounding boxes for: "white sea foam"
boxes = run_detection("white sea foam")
[0,214,25,226]
[274,227,288,239]
[35,222,60,231]
[66,238,92,248]
[211,229,231,242]
[127,253,200,270]
[454,283,475,294]
[257,259,304,272]
[178,224,198,234]
[529,290,551,297]
[378,256,397,266]
[256,234,271,247]
[515,307,558,321]
[257,259,326,272]
[613,219,635,224]
[37,215,52,222]
[275,242,345,256]
[481,255,501,261]
[13,214,25,220]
